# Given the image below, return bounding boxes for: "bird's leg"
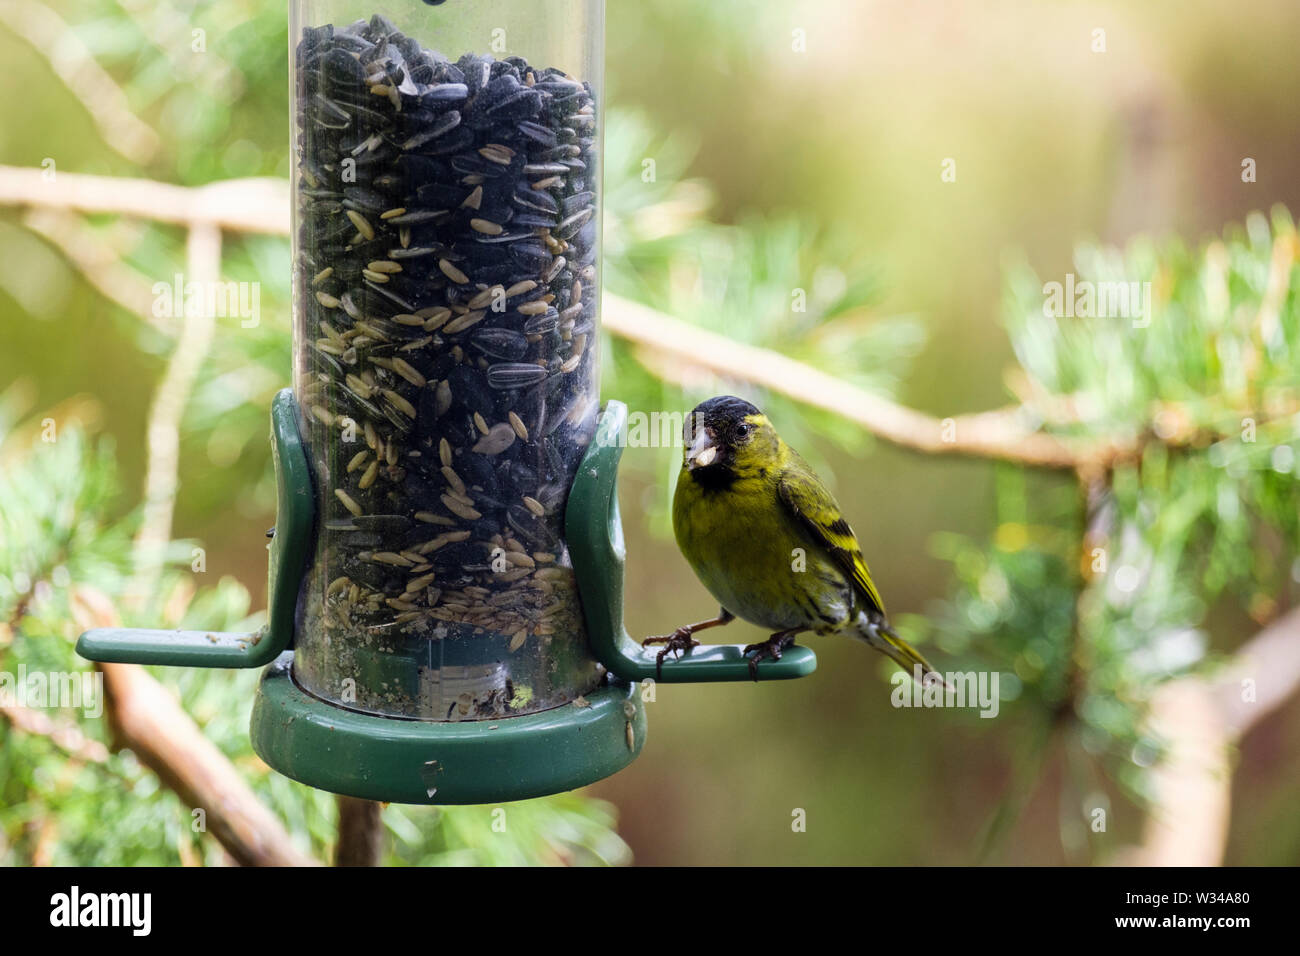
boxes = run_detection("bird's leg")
[642,609,735,678]
[744,628,805,681]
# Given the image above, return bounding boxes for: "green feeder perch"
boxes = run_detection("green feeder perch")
[77,0,815,806]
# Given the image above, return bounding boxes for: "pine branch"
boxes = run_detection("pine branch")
[99,660,320,867]
[0,165,1126,469]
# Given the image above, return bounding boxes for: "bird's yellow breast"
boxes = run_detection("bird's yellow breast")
[672,466,852,633]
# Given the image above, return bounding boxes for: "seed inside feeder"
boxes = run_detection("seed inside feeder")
[293,13,601,721]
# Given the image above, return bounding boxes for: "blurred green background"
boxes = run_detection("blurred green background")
[2,0,1299,865]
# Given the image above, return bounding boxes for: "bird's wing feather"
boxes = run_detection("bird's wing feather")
[776,463,887,617]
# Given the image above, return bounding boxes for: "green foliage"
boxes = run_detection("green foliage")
[915,213,1300,820]
[1004,209,1300,437]
[385,794,630,866]
[913,470,1079,710]
[0,391,133,629]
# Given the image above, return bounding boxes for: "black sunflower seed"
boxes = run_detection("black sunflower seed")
[470,327,529,361]
[485,363,549,389]
[295,16,599,671]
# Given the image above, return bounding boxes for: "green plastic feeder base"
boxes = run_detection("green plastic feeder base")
[252,654,644,805]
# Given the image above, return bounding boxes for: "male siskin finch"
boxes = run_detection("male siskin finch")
[644,395,940,683]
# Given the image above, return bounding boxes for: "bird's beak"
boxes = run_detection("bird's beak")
[686,425,719,470]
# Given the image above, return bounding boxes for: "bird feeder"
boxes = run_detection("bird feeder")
[77,0,815,806]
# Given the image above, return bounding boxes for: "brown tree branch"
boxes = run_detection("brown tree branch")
[1129,679,1233,866]
[605,293,1109,467]
[100,660,319,866]
[334,796,384,866]
[0,165,289,235]
[66,588,320,866]
[1120,605,1300,866]
[0,165,1119,469]
[0,2,160,164]
[0,703,110,764]
[2,600,314,866]
[1213,603,1300,736]
[21,207,171,333]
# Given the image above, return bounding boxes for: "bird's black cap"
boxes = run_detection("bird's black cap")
[690,395,761,428]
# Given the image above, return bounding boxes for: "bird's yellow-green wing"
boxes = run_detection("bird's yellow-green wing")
[776,459,887,618]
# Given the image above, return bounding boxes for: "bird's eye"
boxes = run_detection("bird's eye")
[735,423,751,439]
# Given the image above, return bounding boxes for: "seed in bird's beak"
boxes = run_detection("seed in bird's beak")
[686,426,718,469]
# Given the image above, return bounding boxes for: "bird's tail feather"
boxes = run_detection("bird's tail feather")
[856,615,949,689]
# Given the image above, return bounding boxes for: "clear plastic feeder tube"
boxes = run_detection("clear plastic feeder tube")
[290,1,604,719]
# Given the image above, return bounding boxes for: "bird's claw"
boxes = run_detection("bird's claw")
[743,633,798,681]
[642,627,700,679]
